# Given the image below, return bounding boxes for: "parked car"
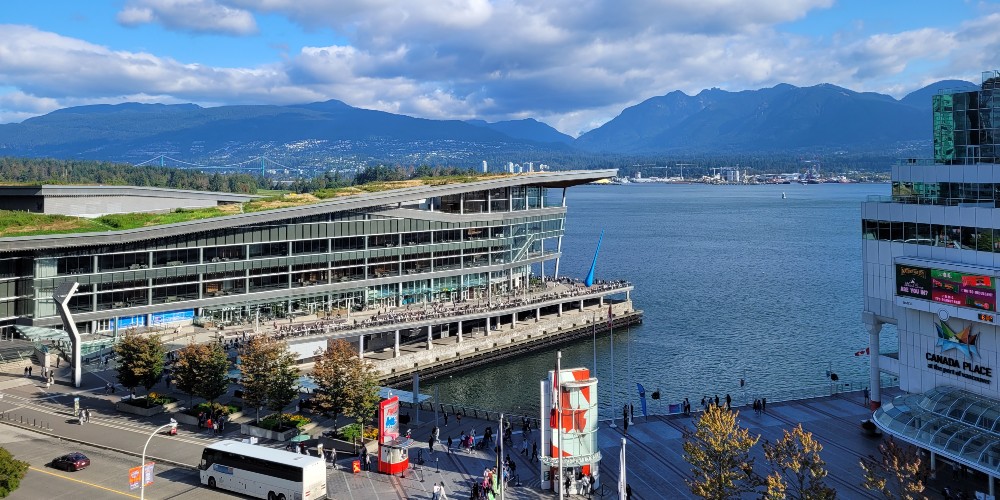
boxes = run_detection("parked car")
[51,452,90,471]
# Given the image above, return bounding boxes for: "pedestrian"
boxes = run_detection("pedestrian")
[683,397,690,416]
[521,438,529,456]
[364,451,372,471]
[79,408,85,425]
[580,473,590,498]
[623,414,629,435]
[531,442,537,462]
[316,442,323,458]
[433,482,442,500]
[206,416,213,433]
[212,420,219,436]
[429,435,436,455]
[762,398,767,414]
[23,366,27,377]
[714,394,720,407]
[56,357,60,368]
[456,412,462,426]
[863,387,870,407]
[700,395,707,411]
[630,403,634,422]
[444,411,449,426]
[434,425,440,442]
[725,394,732,410]
[439,481,449,500]
[448,435,453,453]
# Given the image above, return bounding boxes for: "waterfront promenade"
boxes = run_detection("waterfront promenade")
[0,360,979,499]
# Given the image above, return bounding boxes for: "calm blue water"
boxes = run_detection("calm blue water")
[425,182,898,416]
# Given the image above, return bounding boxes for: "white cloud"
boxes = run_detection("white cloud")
[117,0,258,36]
[3,2,1000,135]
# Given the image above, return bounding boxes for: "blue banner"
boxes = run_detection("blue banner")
[637,383,648,417]
[150,309,195,326]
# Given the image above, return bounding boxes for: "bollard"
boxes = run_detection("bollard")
[33,418,35,427]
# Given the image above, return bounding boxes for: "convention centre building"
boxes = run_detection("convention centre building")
[862,70,1000,492]
[0,171,613,340]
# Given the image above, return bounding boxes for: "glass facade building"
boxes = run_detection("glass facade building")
[0,171,613,337]
[863,70,1000,490]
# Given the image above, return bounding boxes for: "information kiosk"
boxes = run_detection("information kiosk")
[377,395,412,474]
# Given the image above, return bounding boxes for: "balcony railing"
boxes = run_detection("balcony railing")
[866,195,996,207]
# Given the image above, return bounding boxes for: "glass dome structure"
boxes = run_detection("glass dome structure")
[873,386,1000,473]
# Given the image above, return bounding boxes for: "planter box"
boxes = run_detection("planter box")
[116,400,180,417]
[173,410,244,426]
[240,419,317,441]
[241,423,301,441]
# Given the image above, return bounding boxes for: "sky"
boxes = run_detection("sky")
[0,0,998,136]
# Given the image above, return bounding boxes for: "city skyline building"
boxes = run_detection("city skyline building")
[863,70,1000,494]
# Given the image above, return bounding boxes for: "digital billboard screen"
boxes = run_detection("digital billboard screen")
[896,264,995,311]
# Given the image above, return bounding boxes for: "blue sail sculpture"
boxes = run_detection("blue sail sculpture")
[584,229,604,287]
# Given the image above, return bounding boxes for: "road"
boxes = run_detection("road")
[0,425,233,499]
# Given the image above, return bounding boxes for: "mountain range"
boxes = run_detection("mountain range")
[0,79,981,167]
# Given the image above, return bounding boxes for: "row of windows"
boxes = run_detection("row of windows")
[862,219,1000,252]
[50,223,561,274]
[891,182,1000,206]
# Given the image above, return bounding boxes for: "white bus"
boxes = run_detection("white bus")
[199,440,327,500]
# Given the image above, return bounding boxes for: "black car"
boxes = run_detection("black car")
[52,452,90,471]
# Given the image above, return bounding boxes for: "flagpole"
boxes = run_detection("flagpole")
[499,412,505,500]
[618,437,627,500]
[557,351,564,500]
[627,325,632,426]
[592,311,597,378]
[609,304,617,428]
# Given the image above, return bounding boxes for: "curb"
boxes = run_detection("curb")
[0,419,198,470]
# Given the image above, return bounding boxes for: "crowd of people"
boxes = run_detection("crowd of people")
[208,278,633,346]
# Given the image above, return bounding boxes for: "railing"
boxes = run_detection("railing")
[398,399,543,429]
[866,195,996,207]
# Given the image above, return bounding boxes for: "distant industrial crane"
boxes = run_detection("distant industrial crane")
[675,163,696,181]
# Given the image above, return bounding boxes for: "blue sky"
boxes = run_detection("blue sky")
[0,1,997,135]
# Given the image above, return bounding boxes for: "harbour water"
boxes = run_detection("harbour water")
[425,182,899,417]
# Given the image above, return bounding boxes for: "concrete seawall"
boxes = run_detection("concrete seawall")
[375,301,642,385]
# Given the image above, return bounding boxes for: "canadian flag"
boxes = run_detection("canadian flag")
[854,347,870,356]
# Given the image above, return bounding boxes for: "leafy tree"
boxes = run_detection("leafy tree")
[115,332,166,396]
[682,405,762,499]
[173,343,231,406]
[860,436,929,500]
[310,339,380,432]
[239,336,298,427]
[762,424,836,499]
[0,447,28,497]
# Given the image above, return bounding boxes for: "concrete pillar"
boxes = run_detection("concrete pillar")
[626,290,630,301]
[512,313,517,330]
[864,312,883,410]
[558,302,562,317]
[536,308,540,322]
[457,321,463,343]
[358,334,364,359]
[579,300,584,312]
[394,330,400,358]
[484,318,491,336]
[599,296,604,307]
[930,451,936,471]
[427,326,433,350]
[990,474,995,498]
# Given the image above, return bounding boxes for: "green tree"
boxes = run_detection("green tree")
[762,424,836,499]
[239,336,298,426]
[682,405,763,499]
[0,447,27,497]
[173,343,231,406]
[309,339,380,433]
[114,332,165,396]
[860,436,929,500]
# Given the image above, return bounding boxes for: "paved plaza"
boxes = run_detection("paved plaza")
[0,356,986,500]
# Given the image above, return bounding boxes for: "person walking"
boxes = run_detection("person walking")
[762,398,767,414]
[531,441,538,463]
[438,481,449,500]
[714,394,720,407]
[725,394,732,410]
[520,438,529,456]
[433,482,442,500]
[863,387,870,407]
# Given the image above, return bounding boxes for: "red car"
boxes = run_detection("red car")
[52,452,90,471]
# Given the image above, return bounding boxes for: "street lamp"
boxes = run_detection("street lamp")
[140,418,178,500]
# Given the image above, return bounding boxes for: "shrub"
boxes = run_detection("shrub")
[338,423,378,442]
[0,447,28,497]
[184,402,240,417]
[124,393,177,408]
[258,413,310,431]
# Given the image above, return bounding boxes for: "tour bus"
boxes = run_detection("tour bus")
[199,440,327,500]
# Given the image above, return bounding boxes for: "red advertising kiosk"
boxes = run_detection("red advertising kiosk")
[377,395,412,474]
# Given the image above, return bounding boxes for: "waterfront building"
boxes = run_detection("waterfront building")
[862,70,1000,493]
[0,171,613,339]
